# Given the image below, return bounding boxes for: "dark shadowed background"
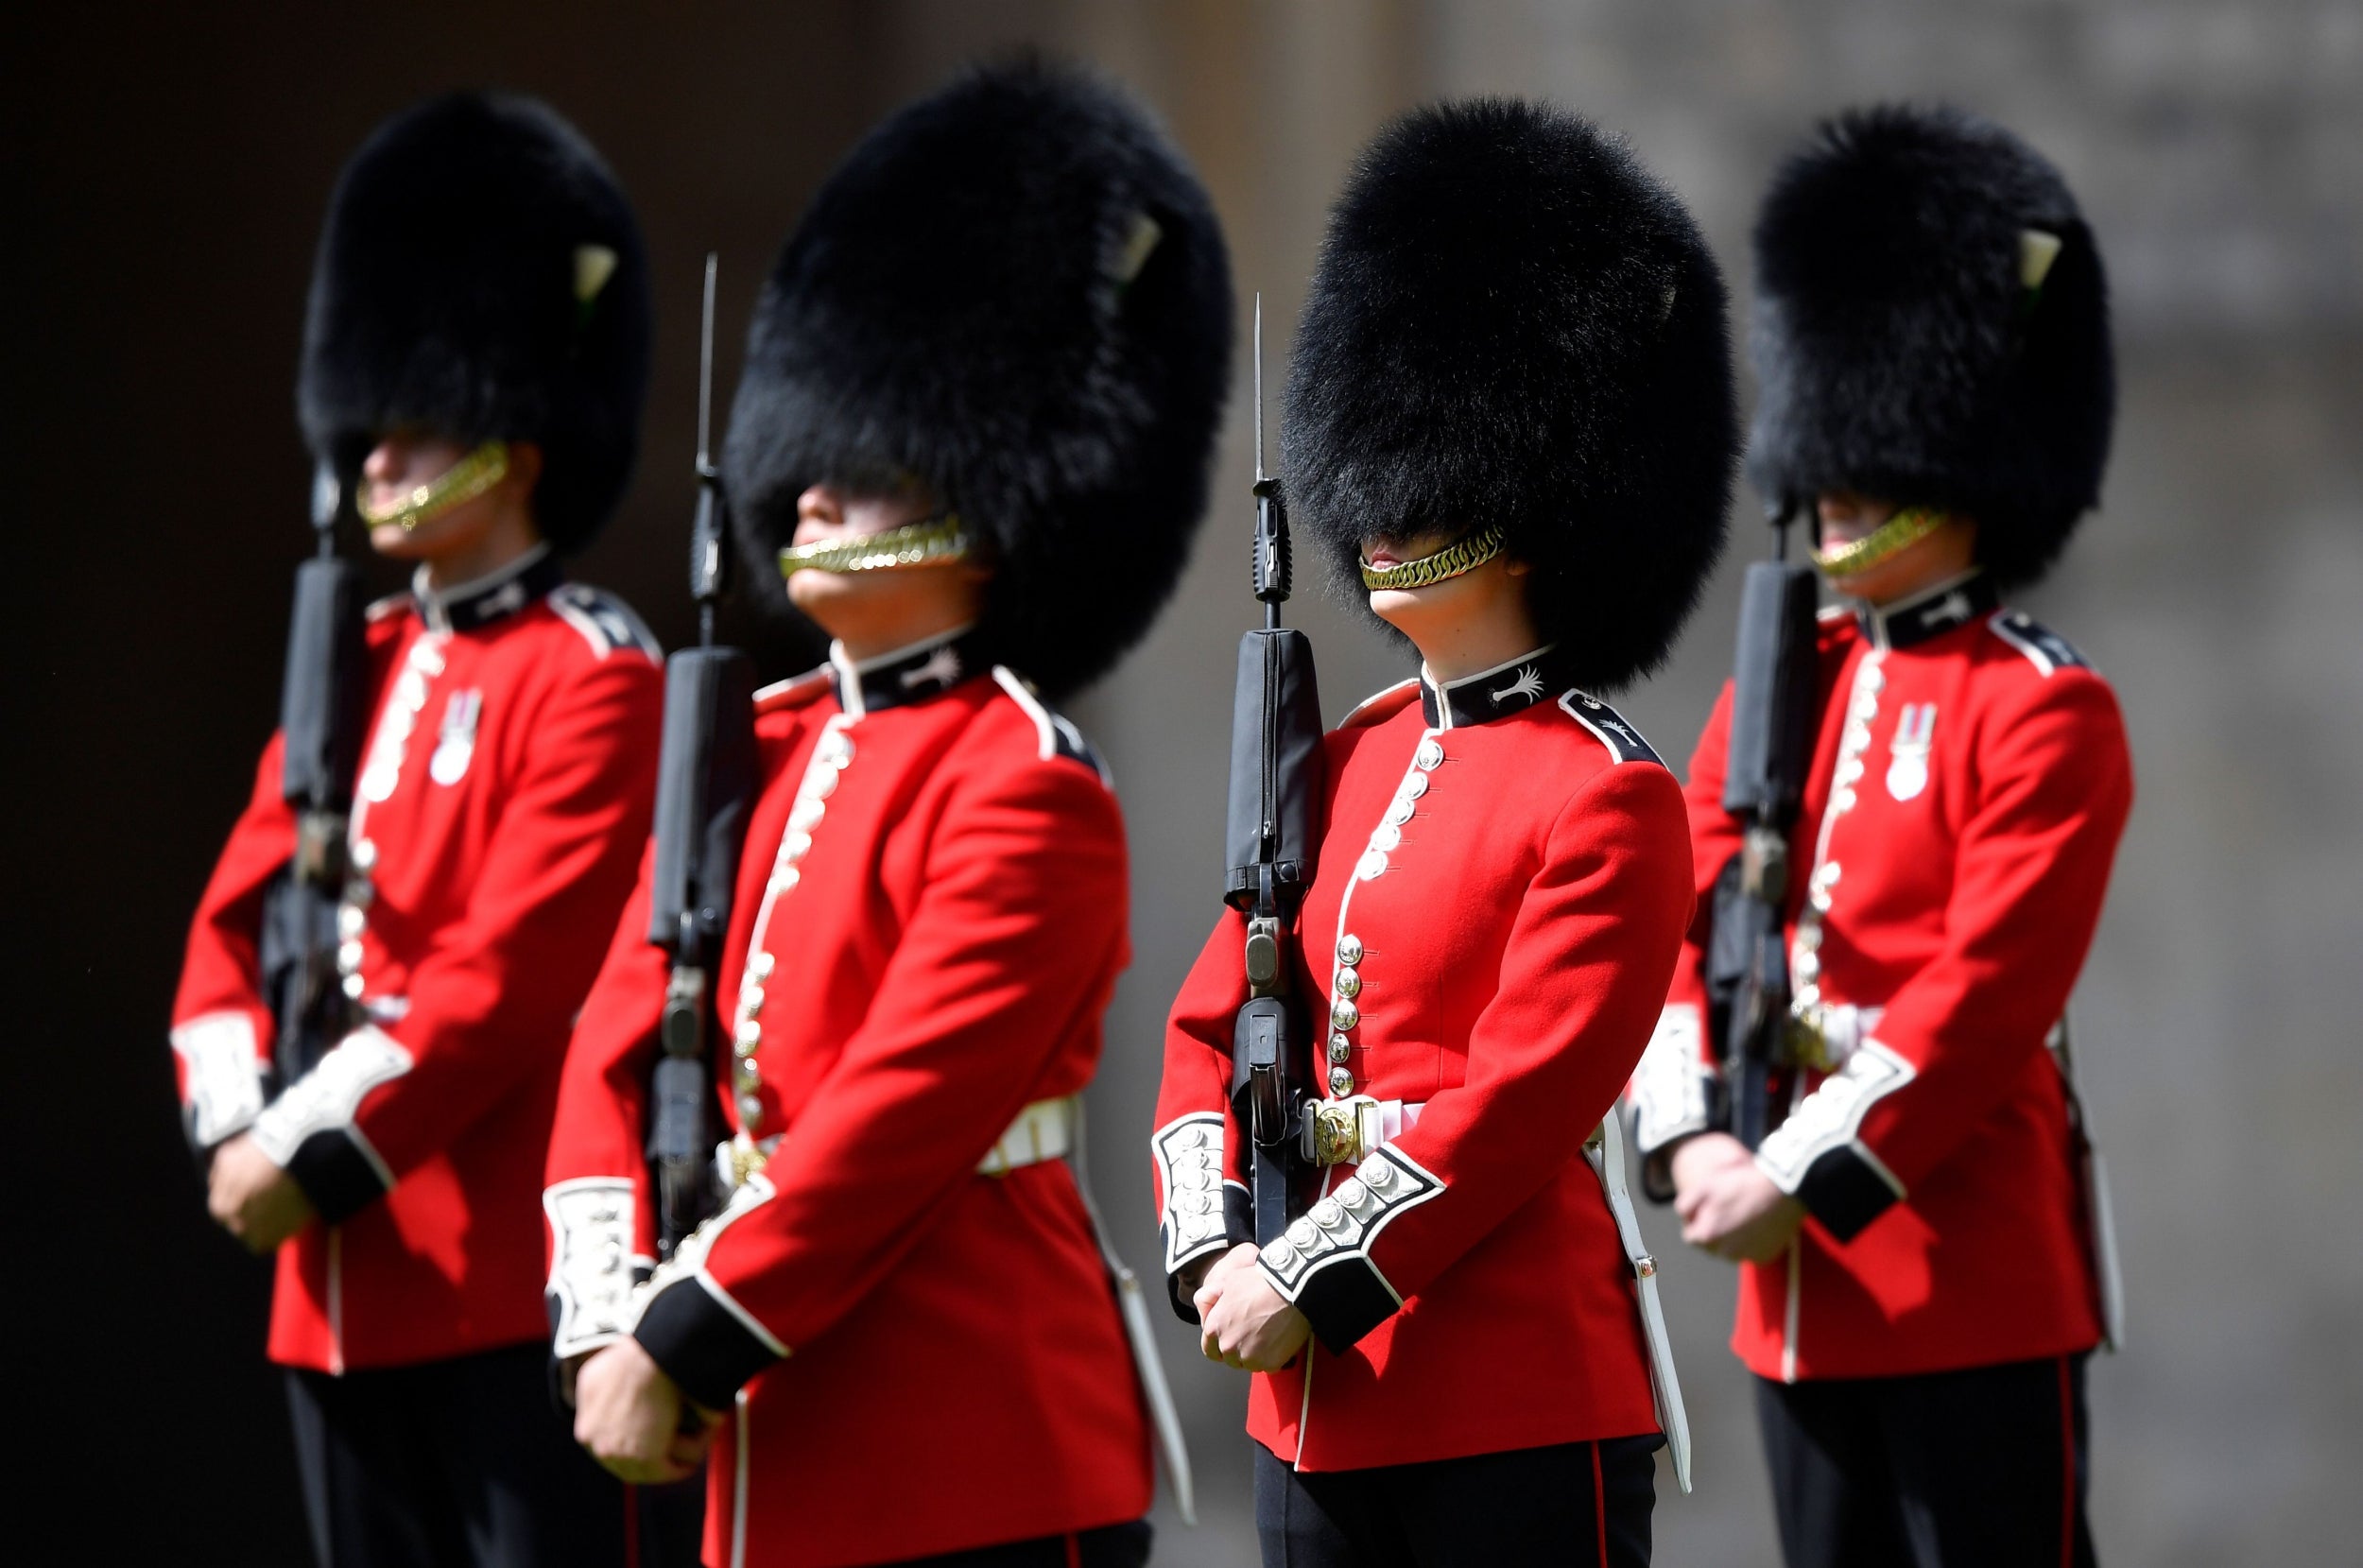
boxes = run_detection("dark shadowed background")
[9,3,2360,1563]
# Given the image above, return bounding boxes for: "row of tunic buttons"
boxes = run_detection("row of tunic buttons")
[729,724,855,1136]
[1265,1150,1406,1274]
[1792,656,1883,1008]
[338,638,445,998]
[1326,738,1440,1097]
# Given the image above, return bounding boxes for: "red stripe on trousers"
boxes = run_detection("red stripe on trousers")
[1064,1531,1081,1568]
[2057,1356,2076,1568]
[623,1484,640,1568]
[1592,1439,1608,1567]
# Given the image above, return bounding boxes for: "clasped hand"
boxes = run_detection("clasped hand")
[573,1337,722,1485]
[1672,1132,1806,1263]
[1191,1243,1312,1371]
[207,1132,316,1253]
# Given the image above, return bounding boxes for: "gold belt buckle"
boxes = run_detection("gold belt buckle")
[1308,1096,1382,1166]
[729,1135,771,1189]
[1785,1004,1837,1073]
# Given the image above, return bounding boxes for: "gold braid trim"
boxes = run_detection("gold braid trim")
[354,441,511,533]
[1810,506,1945,579]
[777,513,973,577]
[1358,523,1508,591]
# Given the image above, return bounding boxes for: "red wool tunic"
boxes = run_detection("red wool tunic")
[169,548,664,1371]
[1631,572,2134,1383]
[1155,645,1694,1473]
[543,629,1150,1568]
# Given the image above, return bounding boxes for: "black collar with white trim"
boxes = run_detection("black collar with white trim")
[828,624,992,718]
[1855,570,1998,652]
[1419,643,1576,730]
[411,545,563,635]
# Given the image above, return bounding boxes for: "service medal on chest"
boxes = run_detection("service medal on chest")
[1885,701,1936,801]
[429,689,483,786]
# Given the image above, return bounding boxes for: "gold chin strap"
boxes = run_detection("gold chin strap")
[777,513,973,577]
[1811,505,1945,579]
[1358,523,1508,592]
[354,440,511,533]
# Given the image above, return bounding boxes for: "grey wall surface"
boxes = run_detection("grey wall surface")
[10,2,2355,1562]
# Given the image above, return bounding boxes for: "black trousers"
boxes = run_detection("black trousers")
[1255,1436,1661,1568]
[285,1341,627,1568]
[1754,1353,2097,1568]
[885,1519,1152,1566]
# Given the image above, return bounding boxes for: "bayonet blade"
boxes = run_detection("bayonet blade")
[1253,292,1265,482]
[696,252,718,471]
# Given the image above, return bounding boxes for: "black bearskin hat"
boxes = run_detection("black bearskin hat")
[1283,98,1734,691]
[1748,104,2114,587]
[724,59,1233,698]
[298,92,653,553]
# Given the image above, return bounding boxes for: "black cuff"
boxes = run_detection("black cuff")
[634,1277,781,1412]
[1792,1145,1901,1242]
[283,1129,391,1226]
[1292,1256,1400,1353]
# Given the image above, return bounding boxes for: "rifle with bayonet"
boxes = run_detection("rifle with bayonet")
[252,463,371,1114]
[1705,500,1821,1147]
[645,254,760,1257]
[1225,296,1325,1245]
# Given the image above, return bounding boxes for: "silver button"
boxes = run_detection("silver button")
[1172,1124,1206,1149]
[734,1020,762,1049]
[352,839,378,872]
[1358,850,1388,881]
[1794,952,1820,984]
[813,767,839,801]
[1813,863,1842,887]
[1386,799,1416,827]
[733,1034,760,1061]
[750,951,776,979]
[771,867,801,894]
[1328,1065,1355,1096]
[1287,1218,1319,1247]
[783,832,813,862]
[789,798,826,832]
[737,1094,764,1126]
[1368,822,1402,853]
[1337,934,1364,966]
[359,768,397,804]
[1361,1159,1394,1190]
[1862,664,1886,692]
[1834,787,1858,813]
[1311,1199,1344,1229]
[1329,1036,1353,1065]
[341,974,366,1000]
[1399,772,1428,801]
[1810,886,1833,913]
[1793,922,1821,953]
[738,989,764,1018]
[1334,967,1361,999]
[1836,757,1865,786]
[336,939,364,974]
[1844,721,1871,750]
[1265,1239,1298,1267]
[1335,1178,1369,1206]
[1330,999,1359,1032]
[1415,738,1443,771]
[337,905,368,940]
[733,1060,762,1092]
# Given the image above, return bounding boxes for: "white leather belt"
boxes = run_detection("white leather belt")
[1588,1111,1693,1494]
[718,1094,1078,1190]
[975,1094,1078,1176]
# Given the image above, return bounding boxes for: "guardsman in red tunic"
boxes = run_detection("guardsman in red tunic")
[1156,101,1735,1567]
[544,63,1233,1568]
[168,95,660,1567]
[1628,107,2132,1568]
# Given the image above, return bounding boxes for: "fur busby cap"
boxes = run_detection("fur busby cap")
[1283,98,1735,691]
[298,92,653,553]
[1748,104,2114,587]
[724,60,1233,698]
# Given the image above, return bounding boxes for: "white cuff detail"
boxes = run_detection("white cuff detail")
[543,1178,644,1359]
[1153,1113,1231,1274]
[249,1025,411,1186]
[1257,1144,1442,1302]
[1630,1004,1713,1154]
[635,1174,790,1357]
[1755,1037,1914,1195]
[171,1011,267,1147]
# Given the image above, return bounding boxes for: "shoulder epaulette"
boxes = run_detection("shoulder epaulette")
[1986,610,2092,678]
[991,667,1113,787]
[1337,677,1422,731]
[1555,690,1665,767]
[753,668,832,714]
[546,583,662,662]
